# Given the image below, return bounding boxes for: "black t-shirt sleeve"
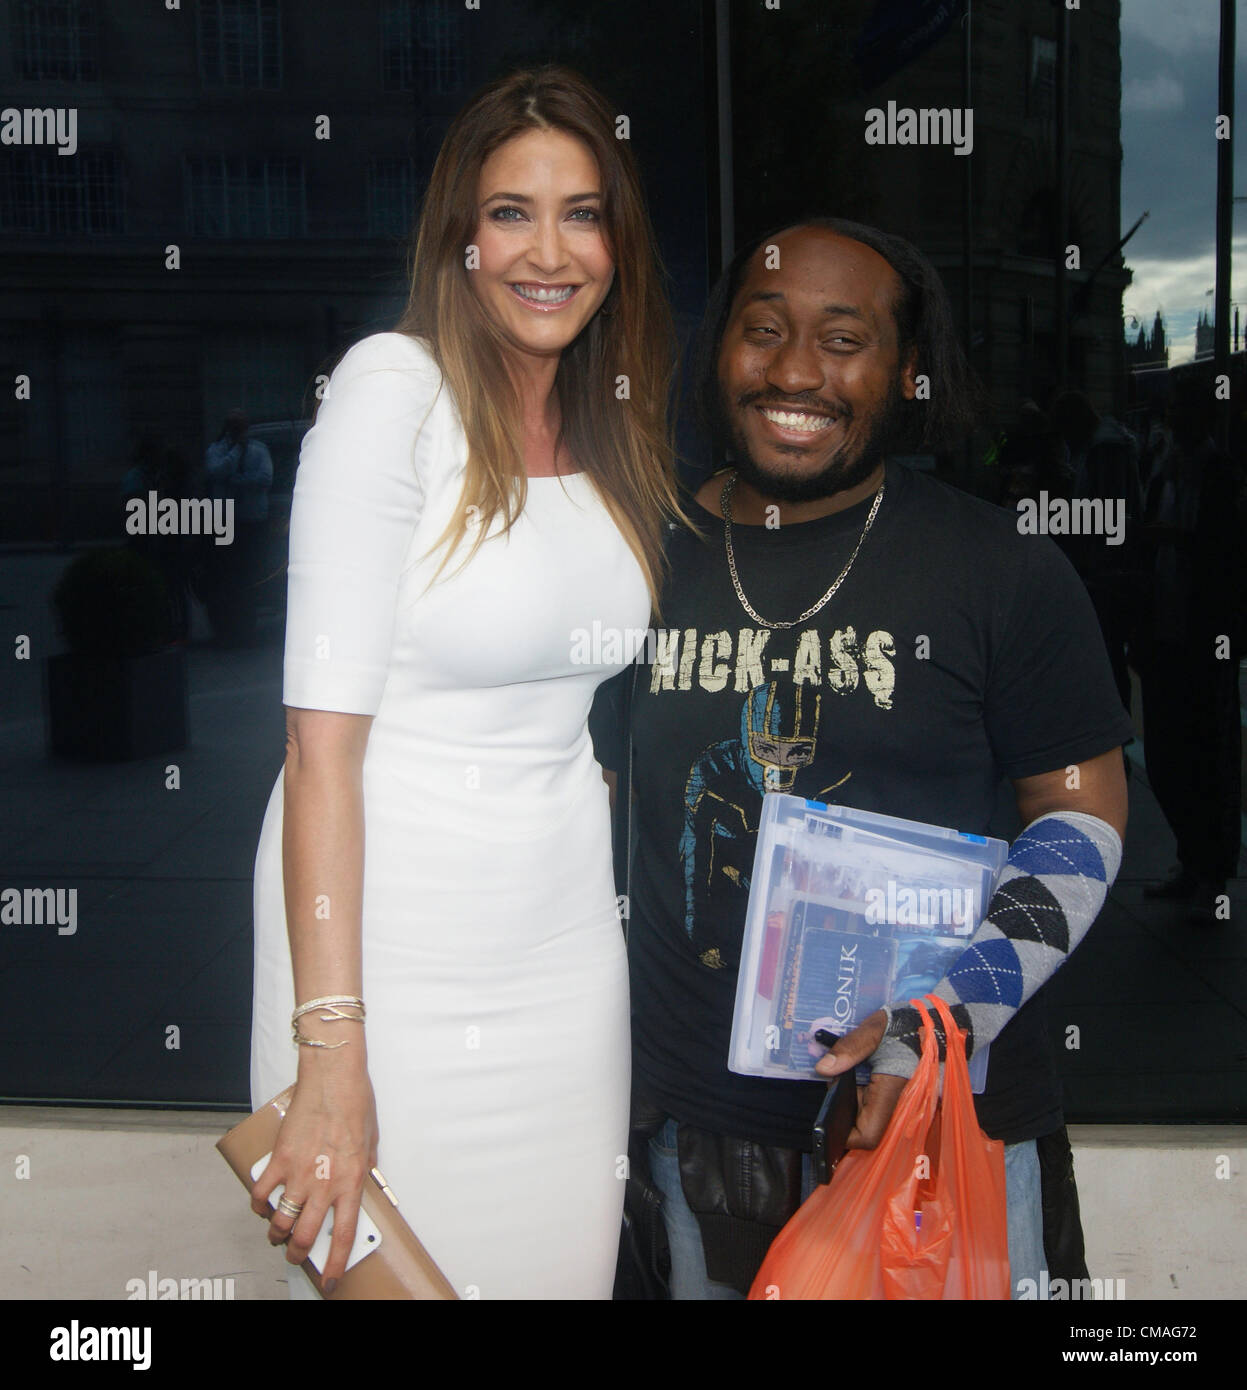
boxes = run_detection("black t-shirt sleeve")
[984,535,1135,780]
[589,667,632,775]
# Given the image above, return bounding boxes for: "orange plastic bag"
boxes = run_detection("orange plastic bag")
[748,994,1010,1300]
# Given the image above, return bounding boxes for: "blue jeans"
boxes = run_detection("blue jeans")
[1003,1135,1044,1296]
[648,1118,1043,1300]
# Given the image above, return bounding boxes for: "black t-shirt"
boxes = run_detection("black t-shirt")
[592,459,1134,1151]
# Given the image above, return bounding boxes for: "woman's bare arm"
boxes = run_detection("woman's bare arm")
[249,706,379,1292]
[281,707,372,1009]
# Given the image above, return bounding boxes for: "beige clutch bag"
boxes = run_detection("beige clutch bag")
[217,1086,458,1300]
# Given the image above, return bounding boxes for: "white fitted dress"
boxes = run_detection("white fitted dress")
[250,332,648,1300]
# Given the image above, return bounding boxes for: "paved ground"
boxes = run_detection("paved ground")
[1,549,1243,1120]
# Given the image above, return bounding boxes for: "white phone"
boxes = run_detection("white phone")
[251,1152,383,1276]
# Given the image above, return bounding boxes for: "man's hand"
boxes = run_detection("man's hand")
[814,1009,909,1150]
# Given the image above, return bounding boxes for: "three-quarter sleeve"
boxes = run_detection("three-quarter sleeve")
[282,332,442,715]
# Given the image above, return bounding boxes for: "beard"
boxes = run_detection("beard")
[724,374,909,504]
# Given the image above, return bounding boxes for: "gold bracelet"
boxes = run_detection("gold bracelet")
[291,995,366,1027]
[291,1026,350,1050]
[290,996,365,1049]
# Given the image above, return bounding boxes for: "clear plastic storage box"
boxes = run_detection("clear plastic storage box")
[728,793,1008,1090]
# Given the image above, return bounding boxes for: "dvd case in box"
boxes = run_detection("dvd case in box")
[728,793,1007,1090]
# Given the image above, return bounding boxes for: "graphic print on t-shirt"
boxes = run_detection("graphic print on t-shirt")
[649,623,897,708]
[663,623,897,972]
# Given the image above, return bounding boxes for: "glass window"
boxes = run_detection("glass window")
[366,159,419,239]
[1028,34,1056,121]
[199,0,283,89]
[185,155,305,238]
[11,0,99,81]
[0,149,122,235]
[381,0,465,94]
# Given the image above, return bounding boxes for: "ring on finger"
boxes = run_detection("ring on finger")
[276,1195,305,1219]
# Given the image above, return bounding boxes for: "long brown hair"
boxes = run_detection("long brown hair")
[394,65,687,608]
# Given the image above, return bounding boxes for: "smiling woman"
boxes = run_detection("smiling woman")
[247,66,686,1301]
[395,67,682,595]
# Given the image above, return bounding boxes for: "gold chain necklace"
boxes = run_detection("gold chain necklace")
[720,471,885,631]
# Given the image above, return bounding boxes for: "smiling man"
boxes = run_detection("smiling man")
[592,219,1132,1300]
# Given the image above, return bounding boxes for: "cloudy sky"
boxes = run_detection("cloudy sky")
[1120,0,1247,363]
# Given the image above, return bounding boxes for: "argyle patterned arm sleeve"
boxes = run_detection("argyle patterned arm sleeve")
[867,809,1123,1079]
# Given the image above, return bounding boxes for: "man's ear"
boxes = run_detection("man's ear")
[900,346,920,401]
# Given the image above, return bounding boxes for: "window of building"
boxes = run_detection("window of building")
[199,0,282,89]
[367,159,420,239]
[1018,188,1082,262]
[1027,34,1081,122]
[1019,188,1056,258]
[0,149,122,235]
[381,0,465,94]
[185,155,305,237]
[11,0,99,81]
[1028,35,1056,121]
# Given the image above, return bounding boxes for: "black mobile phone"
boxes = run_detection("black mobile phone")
[811,1066,858,1185]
